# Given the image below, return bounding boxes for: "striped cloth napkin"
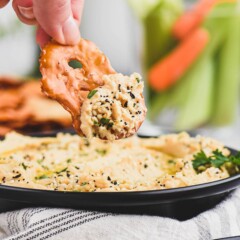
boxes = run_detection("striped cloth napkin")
[0,188,240,240]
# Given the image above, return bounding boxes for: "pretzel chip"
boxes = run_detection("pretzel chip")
[40,39,115,134]
[40,39,147,140]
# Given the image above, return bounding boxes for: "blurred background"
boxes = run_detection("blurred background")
[0,0,240,147]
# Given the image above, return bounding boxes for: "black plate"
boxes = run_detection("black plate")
[0,132,239,220]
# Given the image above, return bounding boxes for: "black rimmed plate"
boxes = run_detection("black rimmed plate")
[0,132,239,220]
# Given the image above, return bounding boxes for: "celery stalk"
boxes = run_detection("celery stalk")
[127,0,161,20]
[211,7,240,125]
[175,57,214,130]
[143,0,183,68]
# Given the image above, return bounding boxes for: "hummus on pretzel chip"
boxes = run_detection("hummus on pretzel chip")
[40,39,147,140]
[80,73,147,140]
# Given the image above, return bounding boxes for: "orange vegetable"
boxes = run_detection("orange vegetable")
[148,28,209,91]
[173,0,236,39]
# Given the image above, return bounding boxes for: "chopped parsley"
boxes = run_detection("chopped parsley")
[192,150,240,175]
[136,77,140,83]
[93,120,100,126]
[87,90,98,99]
[96,149,107,156]
[35,174,49,180]
[81,182,88,186]
[37,159,44,164]
[99,118,114,129]
[168,160,176,164]
[56,167,68,174]
[21,163,28,170]
[100,118,110,125]
[66,159,72,163]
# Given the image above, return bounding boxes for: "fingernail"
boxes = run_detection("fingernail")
[62,16,81,45]
[18,6,34,20]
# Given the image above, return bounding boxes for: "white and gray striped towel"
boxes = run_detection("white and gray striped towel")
[0,188,240,240]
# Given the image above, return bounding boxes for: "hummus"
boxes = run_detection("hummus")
[0,132,229,192]
[80,73,147,140]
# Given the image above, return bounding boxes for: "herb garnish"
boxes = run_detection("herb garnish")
[100,118,110,125]
[99,118,114,128]
[56,167,68,174]
[81,182,88,186]
[21,163,28,170]
[93,120,100,126]
[35,175,48,180]
[192,150,240,175]
[96,149,107,156]
[87,90,98,99]
[136,77,140,83]
[37,159,44,164]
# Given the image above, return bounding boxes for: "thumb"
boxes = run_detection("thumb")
[32,0,80,45]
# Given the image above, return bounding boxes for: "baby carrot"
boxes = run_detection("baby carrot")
[173,0,236,39]
[148,28,209,91]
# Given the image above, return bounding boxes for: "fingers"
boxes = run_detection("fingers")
[33,0,81,45]
[0,0,10,8]
[36,25,51,49]
[12,0,36,25]
[71,0,84,23]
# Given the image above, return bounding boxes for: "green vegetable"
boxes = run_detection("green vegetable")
[100,118,110,125]
[37,159,44,164]
[127,0,161,20]
[35,175,49,180]
[87,90,98,99]
[99,118,114,128]
[149,3,231,128]
[211,5,240,125]
[128,0,183,106]
[21,163,28,170]
[96,149,107,156]
[192,149,240,175]
[56,167,68,174]
[93,121,100,126]
[143,0,183,68]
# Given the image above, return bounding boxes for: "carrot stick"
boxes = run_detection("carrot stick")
[173,0,235,39]
[148,28,209,91]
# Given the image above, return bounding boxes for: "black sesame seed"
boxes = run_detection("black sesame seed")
[129,92,135,99]
[13,174,21,179]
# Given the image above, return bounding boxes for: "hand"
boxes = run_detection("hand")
[0,0,84,48]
